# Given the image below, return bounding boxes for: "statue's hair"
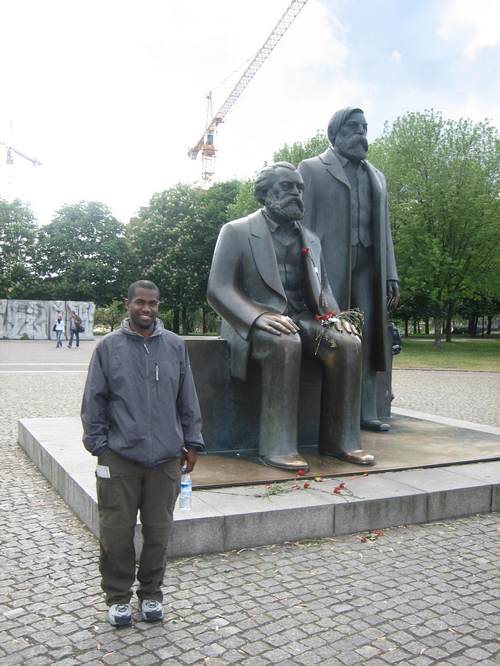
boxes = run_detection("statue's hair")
[254,161,298,204]
[327,107,364,145]
[127,280,160,300]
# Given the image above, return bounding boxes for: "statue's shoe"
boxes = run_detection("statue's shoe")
[361,419,390,432]
[336,450,375,466]
[260,454,309,471]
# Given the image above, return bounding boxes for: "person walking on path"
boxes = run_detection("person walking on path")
[81,280,205,627]
[53,314,64,348]
[67,311,83,349]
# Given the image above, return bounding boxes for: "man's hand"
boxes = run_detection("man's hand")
[387,280,400,309]
[255,313,300,336]
[180,447,198,473]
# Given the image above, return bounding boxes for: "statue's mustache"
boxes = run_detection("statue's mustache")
[347,135,369,151]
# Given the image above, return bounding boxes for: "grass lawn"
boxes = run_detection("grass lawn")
[393,337,500,371]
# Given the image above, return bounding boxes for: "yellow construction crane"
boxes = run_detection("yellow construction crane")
[188,0,309,186]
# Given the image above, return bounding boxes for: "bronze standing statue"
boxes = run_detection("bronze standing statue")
[207,162,374,471]
[298,108,399,432]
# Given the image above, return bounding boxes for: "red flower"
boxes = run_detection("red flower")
[314,314,321,321]
[301,247,310,256]
[334,487,341,494]
[297,469,305,476]
[339,482,345,489]
[303,482,310,489]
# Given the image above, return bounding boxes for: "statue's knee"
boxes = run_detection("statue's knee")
[270,331,302,360]
[333,332,362,362]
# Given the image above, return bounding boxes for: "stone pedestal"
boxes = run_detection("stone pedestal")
[185,336,391,453]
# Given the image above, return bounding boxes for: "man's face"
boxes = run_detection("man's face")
[335,111,369,161]
[264,167,305,222]
[125,287,160,332]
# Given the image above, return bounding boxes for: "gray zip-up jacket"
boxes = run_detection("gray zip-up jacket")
[81,319,205,466]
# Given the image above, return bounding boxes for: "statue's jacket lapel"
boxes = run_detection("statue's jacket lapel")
[248,212,286,300]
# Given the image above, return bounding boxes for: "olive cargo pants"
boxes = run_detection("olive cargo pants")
[96,449,180,605]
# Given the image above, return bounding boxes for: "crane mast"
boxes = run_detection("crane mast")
[188,0,309,186]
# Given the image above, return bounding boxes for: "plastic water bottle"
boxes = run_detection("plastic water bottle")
[179,473,192,510]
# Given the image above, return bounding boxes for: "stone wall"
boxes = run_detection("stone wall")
[0,300,95,340]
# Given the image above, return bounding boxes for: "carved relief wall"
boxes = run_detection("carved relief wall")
[0,300,95,340]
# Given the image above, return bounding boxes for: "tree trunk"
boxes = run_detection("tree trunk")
[467,317,477,337]
[433,316,442,349]
[181,307,190,336]
[172,308,180,334]
[487,316,493,336]
[413,319,417,335]
[425,318,430,335]
[202,308,207,334]
[445,303,453,343]
[404,318,409,337]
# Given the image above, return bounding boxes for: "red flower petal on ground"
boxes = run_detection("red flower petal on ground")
[339,482,345,489]
[334,487,341,494]
[297,469,305,476]
[360,536,368,543]
[301,247,310,255]
[303,482,310,489]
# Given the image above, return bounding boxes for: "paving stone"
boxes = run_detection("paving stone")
[1,355,500,665]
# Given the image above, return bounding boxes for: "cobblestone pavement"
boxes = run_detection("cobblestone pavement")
[392,370,500,428]
[1,348,499,665]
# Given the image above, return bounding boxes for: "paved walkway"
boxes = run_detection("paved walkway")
[0,342,499,665]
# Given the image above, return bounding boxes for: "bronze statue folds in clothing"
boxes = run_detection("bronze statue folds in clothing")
[207,162,374,471]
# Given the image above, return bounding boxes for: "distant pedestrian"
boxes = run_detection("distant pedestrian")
[67,311,83,349]
[81,279,205,627]
[53,314,64,348]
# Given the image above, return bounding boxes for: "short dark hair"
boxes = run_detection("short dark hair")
[127,280,160,300]
[254,161,298,204]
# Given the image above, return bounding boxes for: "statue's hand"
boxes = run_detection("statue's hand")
[255,313,300,336]
[387,280,400,309]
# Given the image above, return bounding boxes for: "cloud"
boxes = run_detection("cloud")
[390,51,402,63]
[437,0,500,59]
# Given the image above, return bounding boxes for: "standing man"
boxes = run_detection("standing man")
[81,280,205,627]
[298,107,399,432]
[67,311,82,349]
[208,162,374,471]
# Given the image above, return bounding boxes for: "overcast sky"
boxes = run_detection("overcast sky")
[1,0,499,225]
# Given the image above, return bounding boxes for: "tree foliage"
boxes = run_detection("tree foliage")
[0,199,38,298]
[127,181,240,333]
[368,110,499,344]
[273,131,329,166]
[36,201,135,305]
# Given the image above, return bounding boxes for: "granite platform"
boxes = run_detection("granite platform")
[18,412,500,558]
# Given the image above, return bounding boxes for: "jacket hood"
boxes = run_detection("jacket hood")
[120,318,166,338]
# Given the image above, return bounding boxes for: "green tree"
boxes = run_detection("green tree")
[368,110,499,347]
[273,130,329,166]
[0,199,38,298]
[36,201,135,305]
[94,299,126,332]
[226,179,259,220]
[127,181,240,333]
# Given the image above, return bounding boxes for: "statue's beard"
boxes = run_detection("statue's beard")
[265,195,304,221]
[336,135,369,161]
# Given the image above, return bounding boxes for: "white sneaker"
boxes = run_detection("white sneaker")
[108,603,132,627]
[141,599,164,622]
